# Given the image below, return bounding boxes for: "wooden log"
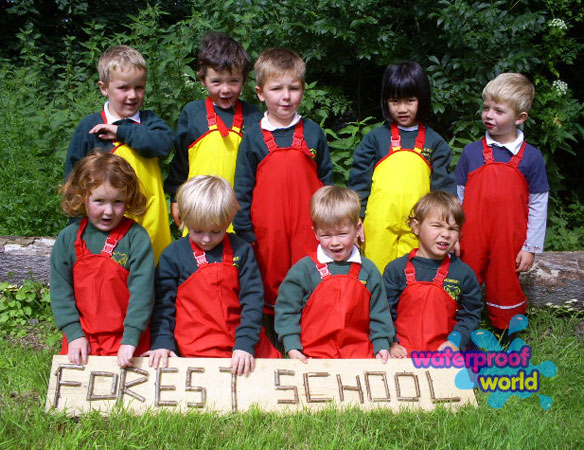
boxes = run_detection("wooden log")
[1,236,582,309]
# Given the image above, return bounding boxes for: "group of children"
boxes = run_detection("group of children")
[50,32,548,374]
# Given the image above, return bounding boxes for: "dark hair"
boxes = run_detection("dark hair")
[197,32,251,80]
[380,61,432,122]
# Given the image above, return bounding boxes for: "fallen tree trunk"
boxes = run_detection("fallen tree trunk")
[1,236,582,309]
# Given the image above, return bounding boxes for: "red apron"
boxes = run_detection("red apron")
[251,120,323,312]
[60,217,151,356]
[460,139,529,329]
[174,235,280,358]
[395,249,457,355]
[300,254,374,358]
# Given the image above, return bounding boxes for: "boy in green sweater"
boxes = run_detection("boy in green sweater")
[275,186,394,361]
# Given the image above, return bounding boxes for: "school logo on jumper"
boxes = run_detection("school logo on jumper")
[421,147,434,160]
[112,251,129,268]
[410,315,557,409]
[309,148,317,159]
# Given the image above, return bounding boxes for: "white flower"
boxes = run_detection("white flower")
[552,79,568,96]
[549,18,567,30]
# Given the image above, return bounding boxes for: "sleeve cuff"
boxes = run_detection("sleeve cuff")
[372,337,390,354]
[234,336,256,355]
[121,326,142,347]
[62,322,84,343]
[150,334,177,353]
[282,335,303,354]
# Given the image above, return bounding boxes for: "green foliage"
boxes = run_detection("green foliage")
[545,195,584,251]
[0,281,52,337]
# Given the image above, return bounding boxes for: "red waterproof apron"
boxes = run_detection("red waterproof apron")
[395,249,457,355]
[251,120,323,312]
[101,111,171,265]
[174,235,280,358]
[300,254,374,358]
[182,98,244,235]
[460,139,529,329]
[60,217,151,356]
[363,122,430,273]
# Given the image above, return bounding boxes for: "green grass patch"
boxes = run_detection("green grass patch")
[1,308,583,449]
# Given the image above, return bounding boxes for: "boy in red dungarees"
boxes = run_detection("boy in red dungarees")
[275,186,394,362]
[233,48,333,340]
[149,176,280,375]
[456,73,549,330]
[383,192,482,357]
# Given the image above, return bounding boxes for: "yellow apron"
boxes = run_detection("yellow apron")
[363,123,430,272]
[113,142,171,265]
[183,97,244,235]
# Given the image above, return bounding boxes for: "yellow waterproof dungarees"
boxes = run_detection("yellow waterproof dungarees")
[363,123,431,273]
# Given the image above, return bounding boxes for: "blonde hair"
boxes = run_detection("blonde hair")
[98,45,147,86]
[482,73,535,114]
[61,151,146,217]
[177,176,240,230]
[254,48,305,87]
[408,191,465,229]
[310,186,361,230]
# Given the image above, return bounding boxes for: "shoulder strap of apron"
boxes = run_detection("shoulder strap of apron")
[101,217,134,256]
[509,141,527,169]
[310,252,331,279]
[232,100,244,133]
[205,97,229,137]
[404,248,418,285]
[74,217,89,258]
[390,122,426,153]
[431,253,451,287]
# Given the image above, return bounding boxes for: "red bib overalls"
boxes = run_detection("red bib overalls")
[363,123,430,272]
[395,249,457,355]
[60,217,151,356]
[460,139,529,329]
[300,255,374,358]
[251,120,323,312]
[174,235,280,358]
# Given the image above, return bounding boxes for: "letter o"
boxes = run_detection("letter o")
[495,353,507,367]
[508,352,521,368]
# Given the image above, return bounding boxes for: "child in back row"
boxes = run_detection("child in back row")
[349,61,456,274]
[65,45,174,264]
[383,191,482,357]
[233,48,333,321]
[51,152,154,368]
[275,186,394,362]
[165,33,263,231]
[456,73,549,330]
[149,176,280,375]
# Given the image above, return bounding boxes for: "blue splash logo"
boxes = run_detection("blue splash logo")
[454,315,557,409]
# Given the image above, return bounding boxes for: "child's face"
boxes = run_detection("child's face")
[188,227,227,252]
[411,211,460,260]
[482,97,528,144]
[255,72,304,128]
[314,221,361,262]
[201,67,244,110]
[387,97,419,127]
[85,181,126,232]
[99,66,146,120]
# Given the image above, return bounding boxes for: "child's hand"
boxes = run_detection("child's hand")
[68,336,91,365]
[170,202,182,228]
[117,344,136,368]
[516,250,535,272]
[231,350,255,376]
[89,124,118,140]
[375,349,390,363]
[453,240,461,257]
[145,348,178,369]
[288,349,308,363]
[389,342,407,359]
[437,340,459,352]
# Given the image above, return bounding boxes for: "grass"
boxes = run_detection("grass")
[0,309,583,449]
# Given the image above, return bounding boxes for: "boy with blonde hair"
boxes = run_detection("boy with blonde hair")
[65,45,174,263]
[275,186,394,361]
[456,73,549,330]
[383,191,482,357]
[233,48,333,323]
[165,33,262,230]
[149,175,279,375]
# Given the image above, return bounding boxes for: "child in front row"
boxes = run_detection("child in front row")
[456,73,549,330]
[383,192,482,357]
[349,61,456,274]
[50,152,154,368]
[275,186,394,362]
[65,45,174,264]
[233,48,333,321]
[149,176,280,376]
[165,32,263,231]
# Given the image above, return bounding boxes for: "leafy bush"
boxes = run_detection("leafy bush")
[0,281,52,337]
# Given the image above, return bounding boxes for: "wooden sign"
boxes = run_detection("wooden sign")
[46,356,476,415]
